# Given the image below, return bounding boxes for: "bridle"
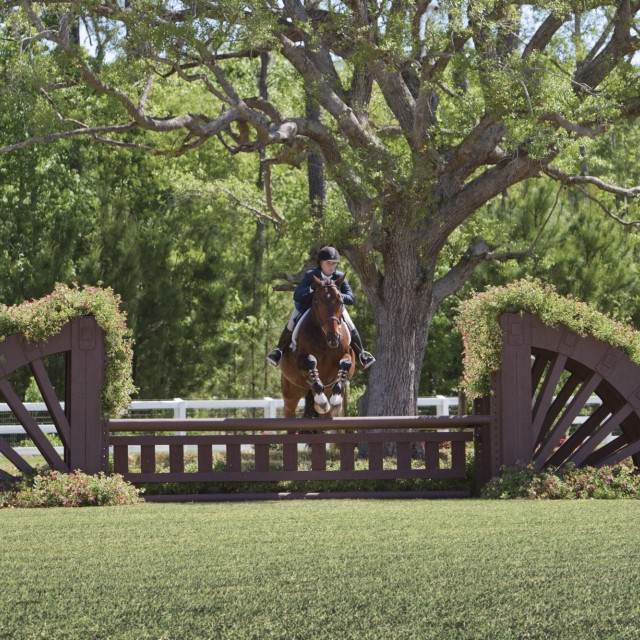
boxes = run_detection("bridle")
[312,282,344,342]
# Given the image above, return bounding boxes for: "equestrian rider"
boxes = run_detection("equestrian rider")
[266,246,376,369]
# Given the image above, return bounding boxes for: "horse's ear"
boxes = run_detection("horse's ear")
[312,274,325,288]
[335,273,345,287]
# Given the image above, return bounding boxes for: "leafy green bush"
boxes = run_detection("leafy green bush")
[0,283,136,416]
[0,470,143,508]
[455,278,640,399]
[482,462,640,499]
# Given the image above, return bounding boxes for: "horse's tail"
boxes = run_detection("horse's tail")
[304,389,319,418]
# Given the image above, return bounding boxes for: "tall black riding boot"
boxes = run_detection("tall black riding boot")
[350,326,376,370]
[266,327,294,367]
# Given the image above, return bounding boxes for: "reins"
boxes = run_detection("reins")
[313,284,344,340]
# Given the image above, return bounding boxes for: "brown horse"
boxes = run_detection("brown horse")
[280,274,356,418]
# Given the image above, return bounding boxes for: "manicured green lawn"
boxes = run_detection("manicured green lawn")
[1,500,639,639]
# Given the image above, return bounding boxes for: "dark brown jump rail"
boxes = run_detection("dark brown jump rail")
[2,311,640,499]
[109,416,491,500]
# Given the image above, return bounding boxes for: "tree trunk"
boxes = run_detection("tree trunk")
[359,295,433,416]
[354,207,436,416]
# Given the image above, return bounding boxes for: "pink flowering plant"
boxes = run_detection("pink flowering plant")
[0,283,136,416]
[0,469,143,508]
[482,462,640,500]
[455,278,640,399]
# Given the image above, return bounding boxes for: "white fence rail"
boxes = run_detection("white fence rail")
[1,395,608,457]
[2,397,459,456]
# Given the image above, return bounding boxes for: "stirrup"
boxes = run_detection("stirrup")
[359,351,376,370]
[266,348,283,367]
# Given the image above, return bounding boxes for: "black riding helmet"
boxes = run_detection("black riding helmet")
[317,246,340,264]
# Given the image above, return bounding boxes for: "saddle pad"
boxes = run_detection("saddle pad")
[291,309,311,351]
[291,310,352,351]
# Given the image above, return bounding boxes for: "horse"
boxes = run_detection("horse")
[280,274,356,418]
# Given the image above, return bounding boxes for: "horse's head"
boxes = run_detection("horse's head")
[311,274,345,349]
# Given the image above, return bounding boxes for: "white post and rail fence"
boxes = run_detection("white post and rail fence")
[0,395,606,457]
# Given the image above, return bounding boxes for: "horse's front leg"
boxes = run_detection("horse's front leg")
[300,354,330,415]
[329,356,352,412]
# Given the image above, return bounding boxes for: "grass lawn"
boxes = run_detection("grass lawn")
[1,500,639,640]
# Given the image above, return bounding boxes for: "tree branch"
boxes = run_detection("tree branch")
[574,1,640,92]
[278,33,392,163]
[431,239,529,311]
[219,187,285,226]
[542,113,609,138]
[0,123,143,154]
[522,11,569,60]
[544,165,640,198]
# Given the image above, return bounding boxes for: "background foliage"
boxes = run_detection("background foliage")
[2,9,640,402]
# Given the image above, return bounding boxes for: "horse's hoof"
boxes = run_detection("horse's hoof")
[314,392,328,406]
[330,394,343,407]
[314,393,330,414]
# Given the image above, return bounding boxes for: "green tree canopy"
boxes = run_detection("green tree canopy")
[2,1,640,414]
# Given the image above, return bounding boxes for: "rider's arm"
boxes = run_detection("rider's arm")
[339,277,355,306]
[294,270,315,307]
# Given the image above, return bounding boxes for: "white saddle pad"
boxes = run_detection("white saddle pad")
[291,309,311,351]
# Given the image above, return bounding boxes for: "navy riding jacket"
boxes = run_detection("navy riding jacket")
[293,269,355,313]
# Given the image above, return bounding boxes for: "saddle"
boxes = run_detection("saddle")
[291,309,352,352]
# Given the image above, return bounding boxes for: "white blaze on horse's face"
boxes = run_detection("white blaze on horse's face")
[312,276,345,349]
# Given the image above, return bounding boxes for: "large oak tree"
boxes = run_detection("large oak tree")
[2,1,640,414]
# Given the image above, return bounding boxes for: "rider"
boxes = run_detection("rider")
[266,246,376,370]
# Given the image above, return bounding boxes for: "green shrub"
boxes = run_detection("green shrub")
[482,462,640,499]
[0,470,143,508]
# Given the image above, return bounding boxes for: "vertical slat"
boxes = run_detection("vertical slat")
[66,316,107,474]
[396,441,412,471]
[532,353,567,430]
[474,423,493,496]
[535,373,602,467]
[169,445,184,473]
[425,442,440,469]
[584,434,630,467]
[547,403,610,468]
[311,443,326,470]
[535,372,581,448]
[226,444,242,472]
[596,436,640,467]
[496,314,534,467]
[197,445,213,472]
[368,441,383,470]
[29,358,71,447]
[0,468,14,481]
[570,404,633,466]
[283,443,298,471]
[140,445,155,473]
[339,443,355,471]
[0,437,34,474]
[254,443,270,472]
[113,445,129,474]
[531,354,549,396]
[0,378,67,471]
[451,441,466,472]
